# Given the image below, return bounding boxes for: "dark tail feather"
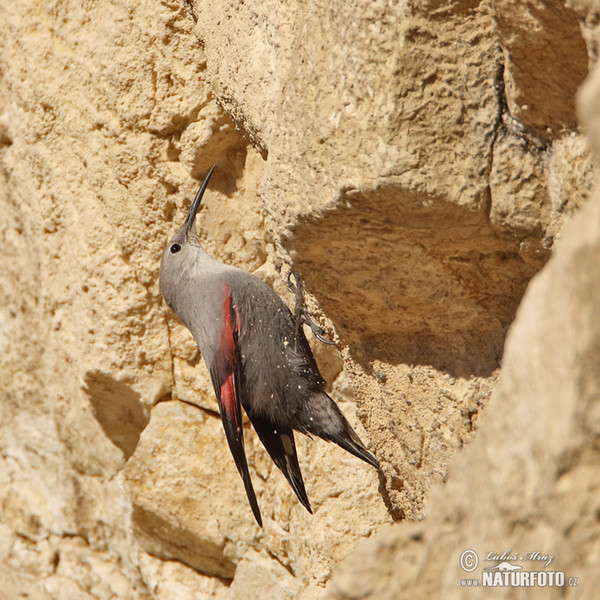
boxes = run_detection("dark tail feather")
[304,393,380,470]
[241,470,263,527]
[249,413,313,514]
[331,423,380,469]
[238,459,263,527]
[222,411,263,527]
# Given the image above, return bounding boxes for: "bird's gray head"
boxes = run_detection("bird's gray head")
[159,165,216,307]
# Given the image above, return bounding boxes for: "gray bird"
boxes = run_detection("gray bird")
[159,165,379,526]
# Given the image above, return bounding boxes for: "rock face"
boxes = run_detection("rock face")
[327,57,600,599]
[0,1,596,599]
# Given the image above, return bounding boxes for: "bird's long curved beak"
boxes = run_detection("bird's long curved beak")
[184,164,217,232]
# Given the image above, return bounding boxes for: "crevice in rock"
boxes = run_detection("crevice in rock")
[56,530,91,545]
[482,56,508,220]
[172,396,221,420]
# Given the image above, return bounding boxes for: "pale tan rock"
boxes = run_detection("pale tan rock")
[122,401,252,580]
[138,552,230,600]
[0,564,54,600]
[326,56,600,600]
[328,175,600,600]
[490,0,589,137]
[228,550,300,600]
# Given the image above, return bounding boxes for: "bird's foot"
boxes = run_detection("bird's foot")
[288,270,336,346]
[306,318,337,345]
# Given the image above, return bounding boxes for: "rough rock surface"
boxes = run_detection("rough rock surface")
[326,55,600,599]
[0,0,597,598]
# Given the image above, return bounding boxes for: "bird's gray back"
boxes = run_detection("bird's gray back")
[225,271,326,424]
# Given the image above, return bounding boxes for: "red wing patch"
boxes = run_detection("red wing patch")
[218,286,240,430]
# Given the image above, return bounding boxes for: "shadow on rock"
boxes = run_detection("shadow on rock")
[83,371,149,459]
[289,184,544,378]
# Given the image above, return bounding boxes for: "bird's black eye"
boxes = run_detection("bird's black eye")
[170,243,181,254]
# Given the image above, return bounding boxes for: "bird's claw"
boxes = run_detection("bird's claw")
[289,269,336,346]
[302,313,337,345]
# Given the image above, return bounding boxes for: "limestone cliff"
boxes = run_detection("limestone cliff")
[0,1,597,598]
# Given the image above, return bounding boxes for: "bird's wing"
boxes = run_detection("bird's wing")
[209,283,262,526]
[247,412,312,514]
[224,274,312,514]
